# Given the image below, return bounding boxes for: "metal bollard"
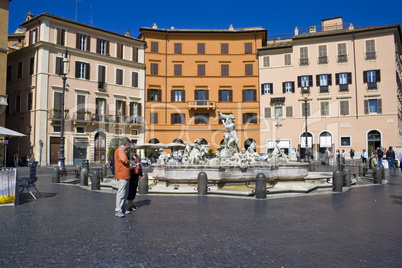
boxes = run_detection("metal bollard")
[332,170,343,192]
[102,164,107,178]
[359,163,365,177]
[52,167,60,183]
[138,173,149,194]
[255,173,267,199]
[91,169,101,190]
[76,165,81,180]
[197,172,208,195]
[373,166,382,184]
[80,168,88,186]
[343,167,351,187]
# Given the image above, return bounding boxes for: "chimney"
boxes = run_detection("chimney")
[229,24,234,31]
[349,23,354,30]
[152,23,157,29]
[309,26,316,33]
[294,26,299,36]
[125,30,130,37]
[25,11,34,21]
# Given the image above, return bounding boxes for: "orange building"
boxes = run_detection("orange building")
[139,24,267,152]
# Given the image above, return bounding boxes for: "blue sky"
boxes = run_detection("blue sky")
[8,0,402,38]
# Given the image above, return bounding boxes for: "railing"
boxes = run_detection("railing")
[188,100,216,109]
[318,56,328,64]
[301,87,310,94]
[91,114,144,125]
[337,55,348,63]
[339,84,349,92]
[49,110,69,120]
[299,58,309,66]
[74,112,91,121]
[98,81,106,90]
[367,82,378,89]
[91,114,115,123]
[319,86,329,93]
[365,52,377,60]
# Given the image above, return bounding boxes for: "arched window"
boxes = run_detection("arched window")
[149,138,160,144]
[244,138,255,151]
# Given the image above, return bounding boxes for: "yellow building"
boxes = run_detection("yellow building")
[0,0,11,126]
[139,24,267,152]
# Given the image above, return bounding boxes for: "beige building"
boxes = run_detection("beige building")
[0,0,11,126]
[258,17,402,160]
[6,13,145,166]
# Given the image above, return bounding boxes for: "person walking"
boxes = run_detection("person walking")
[350,149,355,165]
[370,153,378,169]
[296,149,301,163]
[126,146,142,212]
[386,146,396,171]
[361,149,367,165]
[341,150,346,165]
[377,147,384,166]
[114,140,131,218]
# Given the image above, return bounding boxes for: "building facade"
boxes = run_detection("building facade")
[139,24,267,151]
[259,17,402,160]
[6,13,146,166]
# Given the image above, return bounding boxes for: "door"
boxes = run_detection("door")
[50,137,63,165]
[94,132,106,162]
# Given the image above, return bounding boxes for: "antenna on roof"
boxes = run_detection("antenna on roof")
[73,0,83,21]
[90,5,94,26]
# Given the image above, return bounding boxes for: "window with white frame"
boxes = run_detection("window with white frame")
[365,40,376,59]
[318,45,328,64]
[263,56,270,67]
[340,100,349,116]
[284,82,292,93]
[337,43,347,62]
[300,47,308,65]
[262,83,272,95]
[284,54,291,66]
[78,34,87,51]
[340,137,351,147]
[320,101,329,116]
[75,61,89,79]
[99,39,107,55]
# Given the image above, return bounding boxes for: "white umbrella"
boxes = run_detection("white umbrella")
[0,126,26,137]
[133,143,168,150]
[164,142,186,150]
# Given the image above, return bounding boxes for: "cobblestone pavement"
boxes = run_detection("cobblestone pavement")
[1,162,402,267]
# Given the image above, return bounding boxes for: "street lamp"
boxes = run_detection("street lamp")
[58,48,69,174]
[302,87,309,162]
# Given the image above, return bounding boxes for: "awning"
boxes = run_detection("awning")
[0,126,26,137]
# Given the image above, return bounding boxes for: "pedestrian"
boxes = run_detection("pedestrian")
[336,149,340,166]
[13,152,19,167]
[377,147,384,166]
[350,148,355,165]
[370,153,378,168]
[341,150,346,165]
[361,149,367,164]
[296,149,301,163]
[325,148,330,165]
[126,146,142,212]
[114,139,131,218]
[386,146,396,171]
[329,150,334,166]
[398,150,402,171]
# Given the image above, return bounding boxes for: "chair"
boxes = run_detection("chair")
[19,161,43,200]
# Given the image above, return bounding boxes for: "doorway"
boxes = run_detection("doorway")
[94,132,106,162]
[367,130,381,154]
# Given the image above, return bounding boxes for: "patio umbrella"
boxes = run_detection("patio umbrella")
[165,142,186,150]
[0,126,26,137]
[133,143,168,150]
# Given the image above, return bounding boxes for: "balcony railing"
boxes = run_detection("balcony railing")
[188,100,216,109]
[337,55,348,63]
[318,56,328,64]
[365,52,377,60]
[299,58,309,66]
[367,82,378,89]
[319,86,329,93]
[98,81,106,90]
[339,84,349,92]
[91,114,144,125]
[49,110,69,121]
[74,112,91,122]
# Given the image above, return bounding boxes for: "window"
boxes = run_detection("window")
[221,43,228,54]
[282,82,294,93]
[243,113,257,124]
[340,137,351,147]
[77,34,89,51]
[27,92,33,111]
[298,75,312,92]
[151,42,158,53]
[29,57,35,75]
[261,83,273,95]
[56,28,66,46]
[115,100,126,122]
[300,47,309,65]
[98,65,106,89]
[263,56,270,67]
[29,28,38,45]
[116,69,123,85]
[221,65,229,76]
[195,113,209,124]
[55,57,63,75]
[115,129,123,135]
[131,72,138,88]
[198,43,205,54]
[75,61,90,79]
[76,127,85,133]
[76,95,86,120]
[284,54,291,66]
[264,107,271,118]
[171,113,185,124]
[219,90,232,102]
[171,90,185,102]
[245,43,252,54]
[243,89,257,101]
[131,129,138,135]
[53,92,63,119]
[320,101,329,116]
[95,98,106,119]
[129,102,142,119]
[150,63,158,75]
[198,64,205,76]
[174,64,182,76]
[286,106,293,117]
[318,45,328,64]
[148,89,161,101]
[336,73,352,91]
[340,100,349,116]
[245,64,253,76]
[194,90,208,105]
[150,113,158,124]
[116,43,124,59]
[174,43,182,54]
[364,70,380,89]
[365,40,376,59]
[97,39,109,55]
[274,106,283,118]
[301,102,310,117]
[337,43,347,62]
[364,99,382,114]
[17,62,22,79]
[316,74,332,93]
[15,95,21,113]
[53,125,61,132]
[6,65,11,82]
[132,47,139,62]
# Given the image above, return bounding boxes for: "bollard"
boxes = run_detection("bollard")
[343,167,351,187]
[359,163,365,177]
[309,161,314,172]
[197,172,208,195]
[91,169,101,190]
[138,173,149,194]
[332,170,343,192]
[80,168,88,186]
[102,164,107,178]
[373,166,382,184]
[98,168,103,182]
[255,173,267,199]
[82,160,89,171]
[52,167,60,183]
[380,165,385,182]
[76,165,81,181]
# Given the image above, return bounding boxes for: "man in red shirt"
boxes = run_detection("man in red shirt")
[114,140,130,218]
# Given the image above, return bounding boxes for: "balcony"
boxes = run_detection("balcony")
[367,82,378,89]
[188,100,216,110]
[318,56,328,64]
[299,58,309,66]
[319,86,329,93]
[98,81,106,90]
[301,87,310,94]
[337,55,348,63]
[73,111,92,124]
[365,52,377,60]
[339,84,349,92]
[91,114,144,126]
[49,109,69,122]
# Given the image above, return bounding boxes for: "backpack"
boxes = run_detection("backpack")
[109,150,115,175]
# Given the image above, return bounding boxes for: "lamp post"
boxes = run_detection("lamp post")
[58,48,69,174]
[302,87,309,162]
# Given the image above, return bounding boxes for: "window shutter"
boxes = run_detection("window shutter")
[348,73,352,84]
[86,36,91,51]
[229,90,232,102]
[75,61,80,78]
[377,99,382,114]
[309,75,313,87]
[76,33,80,49]
[117,43,121,58]
[132,72,138,87]
[316,75,320,87]
[243,114,246,124]
[194,90,198,100]
[261,84,264,95]
[363,71,367,83]
[56,57,62,75]
[96,38,100,53]
[253,89,257,101]
[147,89,151,101]
[171,90,175,102]
[122,101,126,116]
[86,63,90,80]
[57,28,62,45]
[182,90,186,102]
[269,84,273,95]
[376,69,381,82]
[297,76,301,88]
[328,74,332,86]
[242,90,246,102]
[364,100,368,114]
[292,82,295,93]
[264,107,271,118]
[29,30,32,45]
[137,103,142,117]
[157,90,161,101]
[106,41,110,55]
[171,113,174,124]
[335,74,339,85]
[282,82,286,93]
[205,90,209,100]
[218,90,222,102]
